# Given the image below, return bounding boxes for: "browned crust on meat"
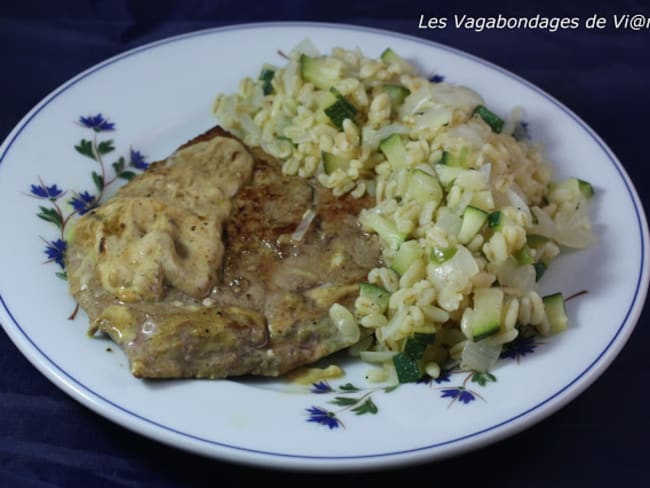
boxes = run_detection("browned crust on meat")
[67,126,381,379]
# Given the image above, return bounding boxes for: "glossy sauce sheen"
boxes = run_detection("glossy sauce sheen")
[66,127,381,378]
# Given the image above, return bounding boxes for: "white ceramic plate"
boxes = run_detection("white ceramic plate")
[0,22,648,471]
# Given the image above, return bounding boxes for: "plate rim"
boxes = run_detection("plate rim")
[1,20,648,471]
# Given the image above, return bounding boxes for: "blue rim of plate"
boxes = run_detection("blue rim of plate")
[0,21,648,467]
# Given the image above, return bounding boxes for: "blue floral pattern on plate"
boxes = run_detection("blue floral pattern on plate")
[27,113,547,430]
[305,330,542,429]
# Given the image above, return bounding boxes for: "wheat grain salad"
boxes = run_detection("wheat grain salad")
[212,39,596,384]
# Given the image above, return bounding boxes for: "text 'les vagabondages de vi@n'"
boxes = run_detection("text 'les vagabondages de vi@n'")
[418,14,650,32]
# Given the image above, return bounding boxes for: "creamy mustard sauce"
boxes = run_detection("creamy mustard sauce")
[69,136,254,302]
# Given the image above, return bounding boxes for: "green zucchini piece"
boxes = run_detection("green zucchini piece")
[379,133,408,169]
[458,205,489,244]
[392,352,424,383]
[391,240,423,276]
[471,287,503,341]
[438,147,469,167]
[405,169,443,205]
[431,246,457,264]
[404,332,437,357]
[384,84,410,110]
[380,48,404,65]
[403,338,427,360]
[434,163,464,187]
[455,146,470,167]
[543,292,568,334]
[360,212,407,250]
[258,66,275,95]
[470,190,494,212]
[300,54,342,90]
[578,179,595,198]
[488,210,503,230]
[322,151,348,175]
[526,233,550,247]
[514,245,535,265]
[412,332,437,344]
[473,105,504,133]
[359,283,390,313]
[547,177,593,202]
[323,92,357,130]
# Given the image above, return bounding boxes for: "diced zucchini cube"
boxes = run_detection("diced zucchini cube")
[471,287,503,341]
[359,283,390,313]
[542,292,568,334]
[578,179,595,198]
[548,177,593,203]
[383,84,410,110]
[470,190,495,212]
[391,240,423,276]
[379,133,408,169]
[458,205,489,244]
[300,54,342,90]
[488,210,503,230]
[434,163,464,187]
[392,352,424,383]
[430,246,457,264]
[360,212,407,251]
[514,244,535,265]
[322,151,349,175]
[380,48,405,66]
[323,92,357,130]
[405,169,443,205]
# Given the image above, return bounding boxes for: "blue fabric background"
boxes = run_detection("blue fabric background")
[1,1,649,486]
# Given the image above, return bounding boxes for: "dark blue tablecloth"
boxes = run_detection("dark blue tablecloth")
[2,1,649,486]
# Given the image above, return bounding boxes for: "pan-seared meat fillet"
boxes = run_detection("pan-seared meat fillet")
[66,127,381,378]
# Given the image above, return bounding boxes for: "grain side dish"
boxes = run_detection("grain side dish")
[213,40,596,383]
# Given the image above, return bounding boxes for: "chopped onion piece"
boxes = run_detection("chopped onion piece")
[554,204,596,248]
[478,162,492,182]
[399,85,433,118]
[291,208,317,242]
[362,124,409,149]
[430,83,484,113]
[429,245,479,291]
[506,187,532,222]
[447,121,488,148]
[530,206,556,238]
[329,303,360,343]
[496,258,536,295]
[290,38,320,57]
[460,339,502,373]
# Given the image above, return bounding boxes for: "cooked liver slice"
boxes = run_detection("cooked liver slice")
[66,127,380,378]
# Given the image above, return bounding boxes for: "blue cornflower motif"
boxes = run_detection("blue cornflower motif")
[306,407,341,429]
[310,381,333,394]
[500,335,537,360]
[44,239,67,268]
[78,114,115,132]
[130,148,149,170]
[434,370,452,384]
[418,369,452,386]
[30,183,64,200]
[441,387,475,404]
[429,74,445,83]
[69,191,97,215]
